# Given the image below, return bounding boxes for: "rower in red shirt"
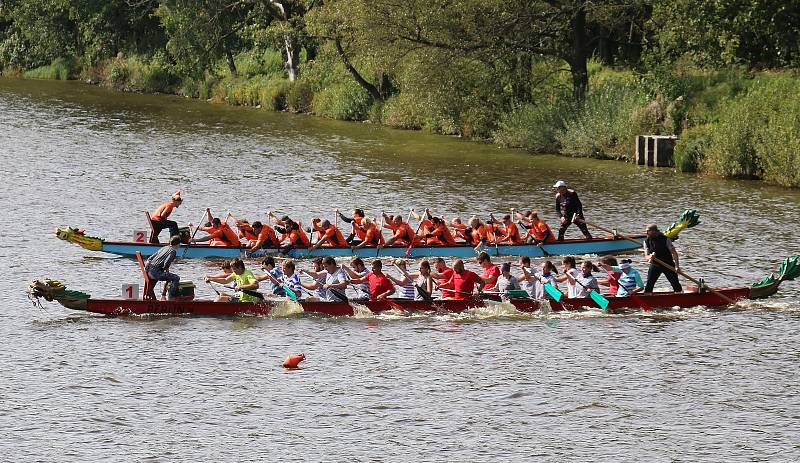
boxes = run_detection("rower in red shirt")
[149,191,183,243]
[477,251,500,291]
[311,218,348,249]
[430,257,455,298]
[346,260,396,301]
[381,213,419,247]
[441,259,485,300]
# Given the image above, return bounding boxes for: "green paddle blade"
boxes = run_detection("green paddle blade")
[283,285,298,301]
[589,290,609,310]
[543,283,562,302]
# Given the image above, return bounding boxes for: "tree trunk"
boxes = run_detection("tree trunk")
[284,34,299,81]
[511,53,532,103]
[225,46,237,76]
[569,3,589,103]
[334,38,383,102]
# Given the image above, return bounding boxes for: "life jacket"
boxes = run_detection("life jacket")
[220,223,240,246]
[363,223,384,245]
[256,225,279,247]
[500,222,522,244]
[417,219,434,244]
[529,219,555,242]
[352,216,367,240]
[428,223,456,246]
[451,223,468,241]
[238,224,258,241]
[325,225,348,247]
[470,224,491,245]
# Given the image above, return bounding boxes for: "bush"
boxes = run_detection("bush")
[493,98,572,152]
[23,57,74,80]
[287,80,313,112]
[312,80,372,120]
[234,49,285,78]
[556,82,648,159]
[673,124,712,172]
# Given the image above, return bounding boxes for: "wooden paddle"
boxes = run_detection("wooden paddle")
[583,219,736,304]
[405,209,427,258]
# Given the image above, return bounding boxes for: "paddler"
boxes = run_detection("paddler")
[351,217,384,250]
[300,257,327,301]
[477,251,500,291]
[430,257,455,299]
[302,256,349,302]
[246,221,279,251]
[512,208,555,244]
[449,217,469,242]
[423,217,457,246]
[149,191,183,243]
[341,257,370,300]
[438,259,484,300]
[256,256,286,297]
[311,218,348,249]
[205,258,260,303]
[278,221,311,253]
[492,213,523,244]
[467,217,493,250]
[336,208,367,245]
[643,224,682,293]
[144,236,182,300]
[345,260,396,301]
[496,263,522,300]
[380,213,418,247]
[191,212,240,247]
[410,208,435,244]
[553,180,592,241]
[601,258,644,297]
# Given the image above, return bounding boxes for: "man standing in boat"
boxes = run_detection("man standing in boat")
[643,224,682,293]
[145,236,182,300]
[149,191,183,243]
[553,180,592,241]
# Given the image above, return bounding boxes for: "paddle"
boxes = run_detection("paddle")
[520,265,562,301]
[583,219,736,304]
[377,214,385,257]
[569,274,610,310]
[207,280,265,300]
[405,209,427,258]
[181,209,209,259]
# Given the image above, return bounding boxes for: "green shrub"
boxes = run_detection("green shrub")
[23,57,74,80]
[287,80,313,112]
[312,80,371,120]
[673,124,712,172]
[234,49,286,78]
[492,99,572,152]
[107,58,131,86]
[556,82,648,159]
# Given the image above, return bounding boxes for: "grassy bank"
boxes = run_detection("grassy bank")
[11,52,800,187]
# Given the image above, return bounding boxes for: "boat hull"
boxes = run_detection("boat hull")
[72,286,753,317]
[97,236,645,260]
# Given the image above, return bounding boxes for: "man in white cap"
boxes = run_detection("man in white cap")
[553,180,592,240]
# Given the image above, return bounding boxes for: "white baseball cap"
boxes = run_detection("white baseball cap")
[553,180,568,188]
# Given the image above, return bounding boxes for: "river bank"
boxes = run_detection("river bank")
[6,55,799,188]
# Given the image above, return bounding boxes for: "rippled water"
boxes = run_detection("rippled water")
[2,78,799,462]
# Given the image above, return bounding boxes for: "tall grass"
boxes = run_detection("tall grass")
[23,58,74,80]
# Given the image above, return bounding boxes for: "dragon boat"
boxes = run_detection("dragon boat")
[53,210,701,260]
[28,256,798,317]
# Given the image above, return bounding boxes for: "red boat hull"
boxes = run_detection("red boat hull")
[77,287,753,317]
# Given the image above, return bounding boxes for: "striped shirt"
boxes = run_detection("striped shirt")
[520,266,536,297]
[397,278,415,299]
[282,273,303,298]
[534,272,558,300]
[415,275,431,301]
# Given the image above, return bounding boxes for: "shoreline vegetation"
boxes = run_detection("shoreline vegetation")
[1,1,799,187]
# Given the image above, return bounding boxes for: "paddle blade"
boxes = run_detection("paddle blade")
[284,285,298,301]
[589,290,609,310]
[543,283,562,302]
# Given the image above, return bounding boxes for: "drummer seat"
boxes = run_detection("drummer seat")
[136,251,157,300]
[144,211,157,243]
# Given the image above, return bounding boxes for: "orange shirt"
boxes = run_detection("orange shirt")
[321,225,347,247]
[529,219,556,243]
[428,223,456,246]
[255,225,278,247]
[470,224,491,245]
[451,223,468,241]
[152,202,174,221]
[353,216,366,240]
[363,223,384,245]
[220,223,240,246]
[499,222,523,244]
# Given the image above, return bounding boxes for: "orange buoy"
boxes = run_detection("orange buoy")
[282,353,305,369]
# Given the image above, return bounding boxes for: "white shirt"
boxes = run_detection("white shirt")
[323,268,348,302]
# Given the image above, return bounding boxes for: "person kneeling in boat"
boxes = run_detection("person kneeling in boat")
[257,259,303,300]
[149,191,183,243]
[601,258,643,297]
[345,260,396,301]
[205,258,260,303]
[311,218,348,249]
[381,213,418,247]
[145,236,182,300]
[496,263,522,301]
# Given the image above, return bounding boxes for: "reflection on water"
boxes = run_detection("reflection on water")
[1,78,799,462]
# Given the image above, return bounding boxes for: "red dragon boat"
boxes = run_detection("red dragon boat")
[28,256,798,317]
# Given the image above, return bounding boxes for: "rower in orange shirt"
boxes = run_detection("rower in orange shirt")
[381,213,418,247]
[311,218,348,249]
[236,219,259,241]
[351,217,384,249]
[424,217,457,245]
[410,208,435,244]
[192,212,240,247]
[449,217,469,242]
[512,208,556,244]
[247,221,279,251]
[467,217,493,247]
[492,213,523,244]
[149,191,183,243]
[336,208,367,245]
